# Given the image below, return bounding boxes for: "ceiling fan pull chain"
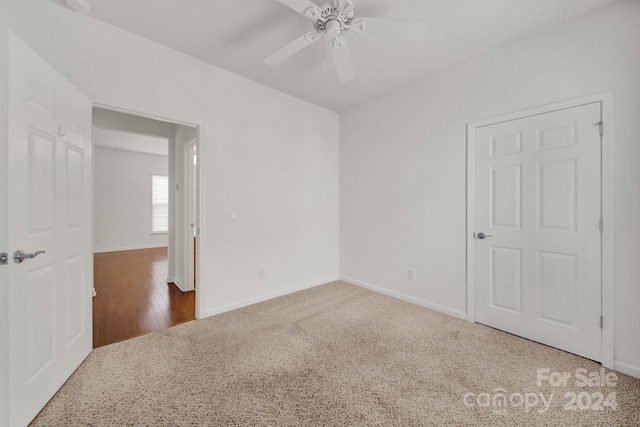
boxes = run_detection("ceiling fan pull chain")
[322,35,326,66]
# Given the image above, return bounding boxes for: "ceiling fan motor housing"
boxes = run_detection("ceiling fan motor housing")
[313,1,354,37]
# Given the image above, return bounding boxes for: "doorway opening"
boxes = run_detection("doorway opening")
[91,107,199,348]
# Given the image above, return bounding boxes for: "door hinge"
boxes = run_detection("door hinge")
[599,218,604,233]
[600,315,604,329]
[596,121,604,137]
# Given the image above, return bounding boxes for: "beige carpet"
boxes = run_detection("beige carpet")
[31,281,640,426]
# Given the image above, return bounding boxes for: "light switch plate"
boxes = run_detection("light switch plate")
[220,209,235,221]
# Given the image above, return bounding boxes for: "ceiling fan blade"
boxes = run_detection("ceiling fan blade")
[275,0,321,18]
[265,31,321,66]
[361,17,426,41]
[330,38,354,82]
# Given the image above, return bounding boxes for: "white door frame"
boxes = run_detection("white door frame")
[466,92,614,369]
[92,102,204,319]
[184,137,197,292]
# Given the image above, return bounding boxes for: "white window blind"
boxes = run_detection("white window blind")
[152,175,169,233]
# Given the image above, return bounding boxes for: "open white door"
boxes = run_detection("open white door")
[8,34,92,426]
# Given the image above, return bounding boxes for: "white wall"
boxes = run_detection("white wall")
[93,147,169,252]
[0,0,10,422]
[7,0,340,320]
[340,0,640,376]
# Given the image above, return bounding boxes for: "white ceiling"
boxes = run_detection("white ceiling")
[93,127,169,156]
[68,0,620,112]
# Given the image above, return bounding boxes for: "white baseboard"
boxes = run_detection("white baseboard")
[614,360,640,380]
[200,276,340,319]
[166,277,191,293]
[340,275,468,321]
[170,279,186,292]
[93,244,168,254]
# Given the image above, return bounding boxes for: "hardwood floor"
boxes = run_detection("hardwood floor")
[93,247,195,348]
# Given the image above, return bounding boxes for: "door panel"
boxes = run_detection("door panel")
[538,251,576,326]
[538,159,576,230]
[65,145,84,227]
[491,164,521,228]
[65,255,85,345]
[490,246,522,314]
[28,129,56,232]
[9,34,93,427]
[27,266,56,379]
[474,102,601,362]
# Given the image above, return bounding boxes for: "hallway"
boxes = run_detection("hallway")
[92,247,195,348]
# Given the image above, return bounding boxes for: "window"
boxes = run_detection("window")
[152,175,169,233]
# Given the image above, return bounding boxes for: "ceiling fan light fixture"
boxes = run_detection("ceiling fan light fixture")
[325,19,341,39]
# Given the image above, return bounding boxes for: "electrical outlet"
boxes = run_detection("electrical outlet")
[258,268,266,279]
[408,268,416,281]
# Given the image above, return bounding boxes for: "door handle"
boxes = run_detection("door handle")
[13,250,46,264]
[476,232,493,240]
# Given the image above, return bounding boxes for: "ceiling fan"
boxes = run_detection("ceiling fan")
[265,0,426,82]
